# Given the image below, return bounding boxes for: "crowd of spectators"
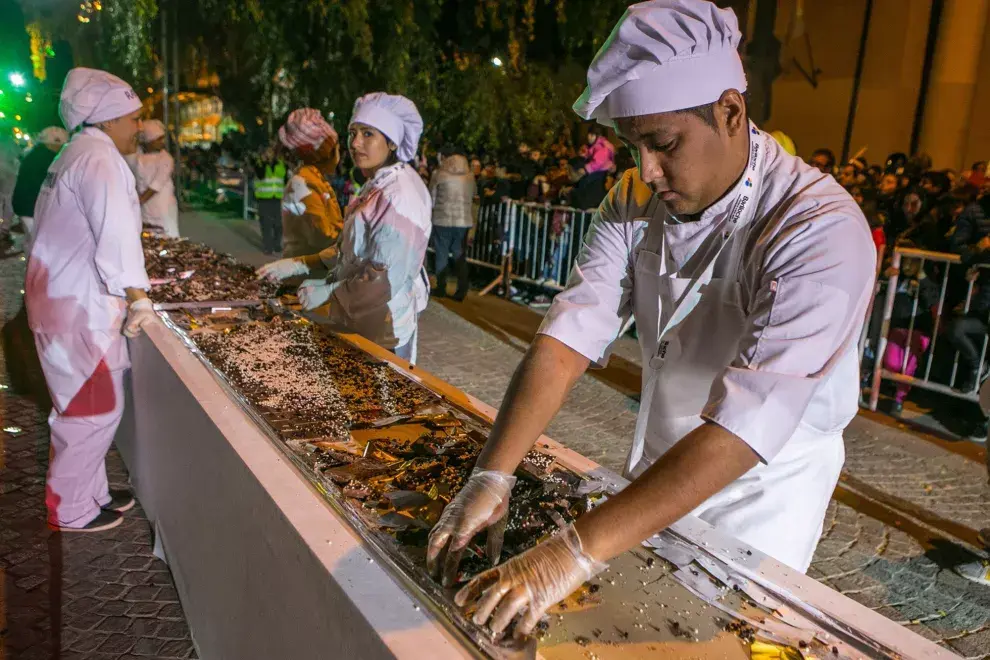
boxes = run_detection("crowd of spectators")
[404,126,628,213]
[166,126,990,437]
[822,145,990,431]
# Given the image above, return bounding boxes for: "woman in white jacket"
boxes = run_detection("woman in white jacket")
[259,93,431,363]
[26,68,156,532]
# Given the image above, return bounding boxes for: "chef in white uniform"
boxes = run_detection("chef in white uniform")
[428,0,875,639]
[133,119,179,237]
[26,68,156,532]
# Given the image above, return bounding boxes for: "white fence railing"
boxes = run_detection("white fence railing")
[865,246,990,410]
[243,175,256,220]
[467,199,596,297]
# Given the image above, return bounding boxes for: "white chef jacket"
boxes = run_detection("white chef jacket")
[324,162,431,349]
[539,136,876,463]
[25,128,150,334]
[134,150,179,237]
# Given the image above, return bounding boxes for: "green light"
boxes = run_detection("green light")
[0,112,5,119]
[8,73,25,88]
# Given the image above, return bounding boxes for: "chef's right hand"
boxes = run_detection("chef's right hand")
[256,258,309,282]
[123,298,157,338]
[427,469,516,587]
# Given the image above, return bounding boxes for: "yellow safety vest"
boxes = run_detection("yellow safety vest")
[254,162,286,199]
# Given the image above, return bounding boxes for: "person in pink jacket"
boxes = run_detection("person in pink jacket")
[25,68,156,532]
[583,125,616,175]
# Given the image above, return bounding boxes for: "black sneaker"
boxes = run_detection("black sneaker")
[954,366,979,394]
[101,489,136,513]
[968,420,989,443]
[50,509,123,533]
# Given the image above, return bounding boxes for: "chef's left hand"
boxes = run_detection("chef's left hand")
[454,524,606,639]
[297,278,332,310]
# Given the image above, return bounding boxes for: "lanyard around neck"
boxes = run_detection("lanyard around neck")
[650,125,767,367]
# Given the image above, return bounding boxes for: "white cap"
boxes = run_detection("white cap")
[38,127,69,148]
[573,0,747,122]
[349,93,423,162]
[140,119,166,143]
[59,67,142,131]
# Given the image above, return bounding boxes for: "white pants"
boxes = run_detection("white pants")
[392,325,419,366]
[35,331,129,527]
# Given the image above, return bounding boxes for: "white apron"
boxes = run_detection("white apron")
[625,134,844,572]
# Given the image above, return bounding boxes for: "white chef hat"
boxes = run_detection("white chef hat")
[349,93,423,163]
[38,127,69,148]
[140,119,166,143]
[59,67,142,131]
[573,0,747,122]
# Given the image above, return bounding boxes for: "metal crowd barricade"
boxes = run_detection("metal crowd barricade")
[467,199,595,298]
[243,173,258,220]
[867,246,990,410]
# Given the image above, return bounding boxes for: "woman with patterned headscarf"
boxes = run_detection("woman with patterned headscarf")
[277,108,344,258]
[258,93,431,364]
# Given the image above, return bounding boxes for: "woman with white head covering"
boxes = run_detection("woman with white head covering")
[432,0,874,638]
[130,119,179,237]
[26,67,156,532]
[258,93,431,363]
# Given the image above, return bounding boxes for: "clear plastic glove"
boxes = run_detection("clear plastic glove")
[123,298,157,338]
[427,469,516,587]
[256,258,309,282]
[455,524,606,639]
[298,278,332,310]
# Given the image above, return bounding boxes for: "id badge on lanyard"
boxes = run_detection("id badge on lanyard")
[649,125,767,371]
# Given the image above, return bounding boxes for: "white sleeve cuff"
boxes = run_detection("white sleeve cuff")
[105,272,151,298]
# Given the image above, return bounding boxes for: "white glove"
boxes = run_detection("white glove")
[256,258,309,282]
[455,524,607,639]
[298,278,333,310]
[427,469,516,587]
[123,298,157,338]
